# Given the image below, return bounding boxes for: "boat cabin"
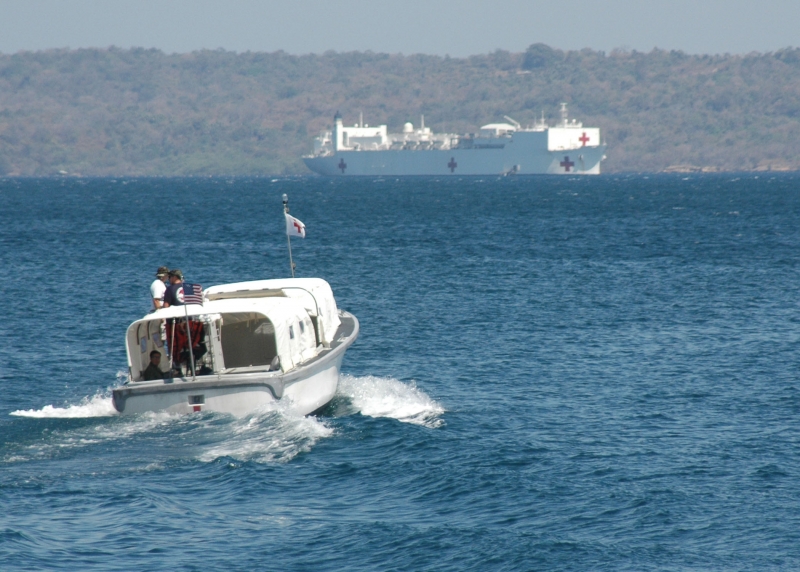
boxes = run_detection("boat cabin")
[127,278,341,382]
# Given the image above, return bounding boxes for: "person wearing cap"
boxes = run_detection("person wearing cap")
[150,266,170,310]
[163,269,185,308]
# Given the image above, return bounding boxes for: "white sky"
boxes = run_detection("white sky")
[0,0,798,56]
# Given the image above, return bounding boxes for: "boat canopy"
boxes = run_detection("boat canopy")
[126,295,319,380]
[204,278,341,346]
[479,123,517,137]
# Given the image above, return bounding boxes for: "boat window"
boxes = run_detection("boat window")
[219,312,277,369]
[133,320,169,379]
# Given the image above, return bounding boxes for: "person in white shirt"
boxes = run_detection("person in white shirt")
[150,266,170,310]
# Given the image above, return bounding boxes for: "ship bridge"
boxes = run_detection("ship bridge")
[479,123,517,137]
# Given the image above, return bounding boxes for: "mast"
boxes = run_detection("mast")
[282,194,296,278]
[183,301,196,380]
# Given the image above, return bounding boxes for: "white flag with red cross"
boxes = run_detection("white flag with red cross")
[285,213,306,238]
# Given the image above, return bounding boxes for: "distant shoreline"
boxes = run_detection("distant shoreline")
[2,170,798,179]
[1,46,799,176]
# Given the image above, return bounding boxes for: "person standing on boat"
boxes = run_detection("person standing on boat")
[163,269,186,372]
[163,269,184,308]
[150,266,170,310]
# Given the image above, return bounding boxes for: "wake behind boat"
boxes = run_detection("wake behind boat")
[112,278,359,416]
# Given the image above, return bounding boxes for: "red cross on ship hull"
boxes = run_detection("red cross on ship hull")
[560,156,575,172]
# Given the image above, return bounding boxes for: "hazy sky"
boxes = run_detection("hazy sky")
[0,0,798,57]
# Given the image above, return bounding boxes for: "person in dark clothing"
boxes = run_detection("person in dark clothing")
[142,350,168,381]
[163,269,184,307]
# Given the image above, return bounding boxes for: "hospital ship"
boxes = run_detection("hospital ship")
[303,104,605,176]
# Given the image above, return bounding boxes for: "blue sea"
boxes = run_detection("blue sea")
[2,174,800,570]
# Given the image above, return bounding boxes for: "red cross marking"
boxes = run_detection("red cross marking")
[338,159,347,173]
[560,156,575,172]
[293,220,303,234]
[579,132,590,146]
[447,157,457,173]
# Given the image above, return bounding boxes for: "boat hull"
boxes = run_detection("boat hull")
[113,312,358,417]
[304,143,605,176]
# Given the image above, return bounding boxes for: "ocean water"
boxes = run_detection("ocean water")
[1,174,800,570]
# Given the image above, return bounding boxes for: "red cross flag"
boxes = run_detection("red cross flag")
[285,213,306,238]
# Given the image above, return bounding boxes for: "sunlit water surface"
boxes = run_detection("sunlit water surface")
[2,175,800,570]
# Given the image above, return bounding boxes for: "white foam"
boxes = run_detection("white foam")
[197,401,333,463]
[337,374,444,428]
[5,374,443,466]
[4,406,181,464]
[10,392,118,418]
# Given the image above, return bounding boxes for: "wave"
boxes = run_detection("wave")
[4,374,442,466]
[9,391,118,418]
[5,403,328,465]
[198,401,333,464]
[336,374,444,428]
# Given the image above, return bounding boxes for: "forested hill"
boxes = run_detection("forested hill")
[1,44,800,176]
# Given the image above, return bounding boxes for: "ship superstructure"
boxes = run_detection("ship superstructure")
[303,104,605,176]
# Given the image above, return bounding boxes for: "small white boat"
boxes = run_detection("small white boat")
[112,278,358,416]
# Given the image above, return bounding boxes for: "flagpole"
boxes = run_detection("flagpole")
[282,193,295,278]
[169,319,176,373]
[183,299,196,381]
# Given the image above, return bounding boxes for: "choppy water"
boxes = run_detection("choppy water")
[2,174,800,570]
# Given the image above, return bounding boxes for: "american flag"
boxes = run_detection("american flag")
[183,283,203,305]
